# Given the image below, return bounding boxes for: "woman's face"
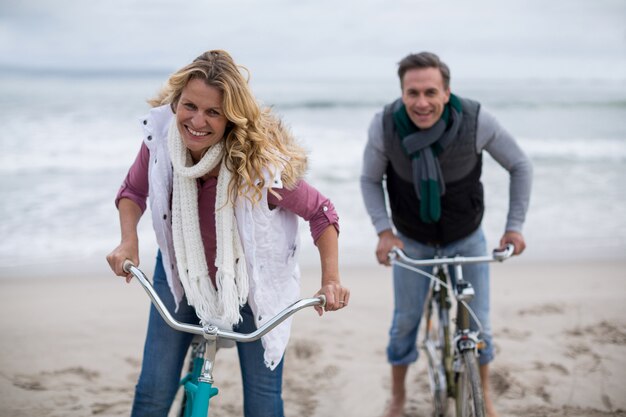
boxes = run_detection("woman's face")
[175,78,229,162]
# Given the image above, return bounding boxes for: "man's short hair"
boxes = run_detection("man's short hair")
[397,52,451,89]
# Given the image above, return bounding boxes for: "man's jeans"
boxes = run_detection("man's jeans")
[387,227,494,367]
[131,252,285,417]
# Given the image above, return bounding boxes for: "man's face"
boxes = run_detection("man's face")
[401,67,450,129]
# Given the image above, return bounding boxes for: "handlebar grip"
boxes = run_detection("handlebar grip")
[387,246,401,262]
[123,259,135,273]
[318,294,327,307]
[493,244,515,261]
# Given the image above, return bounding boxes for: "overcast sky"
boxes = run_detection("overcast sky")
[1,0,625,80]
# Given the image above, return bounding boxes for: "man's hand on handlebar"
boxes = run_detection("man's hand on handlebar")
[376,229,404,266]
[499,231,526,255]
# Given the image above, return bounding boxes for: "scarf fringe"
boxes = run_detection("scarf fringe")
[235,253,249,304]
[216,270,243,325]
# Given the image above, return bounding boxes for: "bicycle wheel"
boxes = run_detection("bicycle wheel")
[422,296,450,417]
[455,350,485,417]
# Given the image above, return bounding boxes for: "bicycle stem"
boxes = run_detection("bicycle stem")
[198,339,217,384]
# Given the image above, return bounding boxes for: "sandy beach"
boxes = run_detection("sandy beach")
[1,1,624,416]
[1,258,625,417]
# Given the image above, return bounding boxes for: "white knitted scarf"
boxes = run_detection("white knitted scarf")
[167,121,249,327]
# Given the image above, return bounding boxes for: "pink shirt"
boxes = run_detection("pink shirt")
[116,143,339,279]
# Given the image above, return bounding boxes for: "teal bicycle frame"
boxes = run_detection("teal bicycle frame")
[123,261,325,417]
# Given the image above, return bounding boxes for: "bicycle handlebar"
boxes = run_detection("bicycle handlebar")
[122,260,326,343]
[388,243,515,267]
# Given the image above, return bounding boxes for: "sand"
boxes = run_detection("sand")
[1,258,625,417]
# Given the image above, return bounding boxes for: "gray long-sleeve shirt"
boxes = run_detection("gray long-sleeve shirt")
[360,106,533,236]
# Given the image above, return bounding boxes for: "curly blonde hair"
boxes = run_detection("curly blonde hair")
[149,50,307,203]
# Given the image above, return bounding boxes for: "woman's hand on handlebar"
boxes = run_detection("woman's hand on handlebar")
[106,239,139,283]
[314,281,350,316]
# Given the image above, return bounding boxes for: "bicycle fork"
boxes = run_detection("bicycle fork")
[452,264,482,389]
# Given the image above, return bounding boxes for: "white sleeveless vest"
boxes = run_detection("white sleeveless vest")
[140,105,301,370]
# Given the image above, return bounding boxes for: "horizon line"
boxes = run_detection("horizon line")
[1,65,625,84]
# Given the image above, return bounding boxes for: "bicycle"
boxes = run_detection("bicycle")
[388,244,514,417]
[122,260,326,417]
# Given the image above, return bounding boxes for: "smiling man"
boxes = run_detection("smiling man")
[360,52,533,417]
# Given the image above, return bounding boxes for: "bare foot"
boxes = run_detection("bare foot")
[485,403,498,417]
[480,364,499,417]
[384,365,408,417]
[382,395,405,417]
[484,390,498,417]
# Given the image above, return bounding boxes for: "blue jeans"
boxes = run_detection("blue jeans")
[387,227,494,366]
[131,252,285,417]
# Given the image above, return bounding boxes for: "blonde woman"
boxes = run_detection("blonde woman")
[106,50,349,417]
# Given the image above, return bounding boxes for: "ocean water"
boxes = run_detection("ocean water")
[0,73,625,271]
